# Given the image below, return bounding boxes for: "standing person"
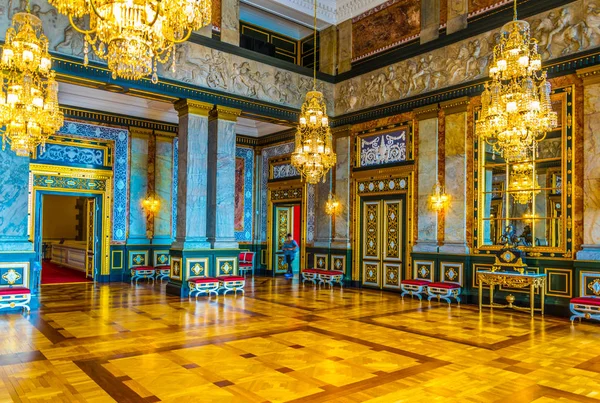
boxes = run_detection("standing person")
[282,233,298,278]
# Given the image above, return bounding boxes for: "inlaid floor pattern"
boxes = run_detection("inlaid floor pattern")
[1,278,600,402]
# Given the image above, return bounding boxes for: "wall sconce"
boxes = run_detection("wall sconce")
[430,182,449,212]
[142,195,160,215]
[325,192,340,215]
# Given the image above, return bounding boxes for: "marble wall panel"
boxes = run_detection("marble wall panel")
[221,0,240,45]
[128,136,148,241]
[314,173,332,246]
[420,0,439,44]
[414,117,438,252]
[447,0,468,34]
[578,82,600,259]
[468,0,510,16]
[336,0,598,116]
[320,25,337,75]
[333,136,351,246]
[0,149,30,251]
[155,137,173,239]
[442,111,468,251]
[337,20,353,74]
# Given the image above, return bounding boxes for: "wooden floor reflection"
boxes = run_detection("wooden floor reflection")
[1,277,600,402]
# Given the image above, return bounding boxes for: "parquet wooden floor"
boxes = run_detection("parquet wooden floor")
[1,277,600,402]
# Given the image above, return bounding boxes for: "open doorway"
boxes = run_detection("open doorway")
[272,204,302,276]
[41,195,96,284]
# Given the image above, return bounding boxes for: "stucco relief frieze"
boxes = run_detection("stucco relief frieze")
[335,0,600,115]
[0,0,334,112]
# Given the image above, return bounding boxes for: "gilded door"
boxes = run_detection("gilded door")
[85,198,96,279]
[361,199,403,289]
[274,206,293,274]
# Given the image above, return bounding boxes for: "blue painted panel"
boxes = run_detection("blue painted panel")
[235,146,254,242]
[58,121,129,242]
[359,129,407,167]
[128,137,149,240]
[155,138,173,238]
[0,148,31,251]
[36,143,107,167]
[172,138,179,240]
[0,266,25,287]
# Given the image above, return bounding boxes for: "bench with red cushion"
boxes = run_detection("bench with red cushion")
[301,269,319,284]
[219,276,245,295]
[570,297,600,323]
[154,265,171,282]
[0,287,31,313]
[400,279,431,301]
[188,277,220,299]
[131,266,155,285]
[427,282,461,305]
[316,270,344,288]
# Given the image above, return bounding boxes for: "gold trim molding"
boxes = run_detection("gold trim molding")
[175,99,214,117]
[211,106,242,121]
[440,97,469,114]
[577,65,600,86]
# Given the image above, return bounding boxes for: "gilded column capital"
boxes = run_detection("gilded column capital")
[440,97,469,114]
[332,124,352,139]
[210,106,242,122]
[174,99,214,117]
[577,66,600,86]
[130,127,153,138]
[414,104,439,120]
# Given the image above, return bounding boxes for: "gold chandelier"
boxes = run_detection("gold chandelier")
[0,10,63,157]
[476,0,557,162]
[508,162,540,204]
[291,0,335,184]
[324,192,340,215]
[48,0,212,82]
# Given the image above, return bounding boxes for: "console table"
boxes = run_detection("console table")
[477,271,547,317]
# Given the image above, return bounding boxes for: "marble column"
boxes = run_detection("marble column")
[0,149,31,252]
[337,20,352,74]
[127,128,150,244]
[439,98,469,254]
[172,99,213,250]
[332,126,352,248]
[577,67,600,260]
[221,0,240,46]
[313,171,332,248]
[420,0,440,44]
[207,106,241,249]
[319,25,337,75]
[446,0,468,35]
[413,106,439,252]
[154,134,174,243]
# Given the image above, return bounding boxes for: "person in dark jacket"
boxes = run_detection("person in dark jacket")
[282,233,298,278]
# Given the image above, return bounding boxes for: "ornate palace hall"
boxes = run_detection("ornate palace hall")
[2,279,600,402]
[1,0,600,400]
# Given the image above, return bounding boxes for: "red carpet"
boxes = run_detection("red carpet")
[42,261,91,284]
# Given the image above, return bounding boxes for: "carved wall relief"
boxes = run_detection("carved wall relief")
[336,0,599,116]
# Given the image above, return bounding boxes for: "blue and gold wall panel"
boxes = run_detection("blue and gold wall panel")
[154,250,171,266]
[216,257,238,277]
[413,260,434,282]
[129,251,149,268]
[545,268,572,298]
[0,263,29,289]
[187,258,209,278]
[440,262,463,286]
[580,271,600,298]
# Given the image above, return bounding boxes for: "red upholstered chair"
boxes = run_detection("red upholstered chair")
[0,287,31,313]
[400,279,430,301]
[570,297,600,323]
[130,266,155,285]
[427,282,461,305]
[188,277,220,299]
[238,252,255,277]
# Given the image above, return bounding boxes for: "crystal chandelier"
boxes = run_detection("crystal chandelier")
[324,192,339,215]
[48,0,212,82]
[291,0,335,184]
[476,0,557,162]
[508,162,540,205]
[0,10,63,157]
[430,182,449,212]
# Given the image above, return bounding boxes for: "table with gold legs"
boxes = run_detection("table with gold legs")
[477,271,547,317]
